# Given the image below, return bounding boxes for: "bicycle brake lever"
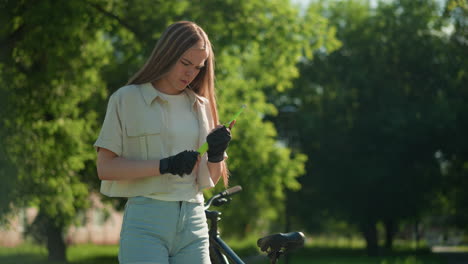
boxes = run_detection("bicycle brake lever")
[212,197,231,207]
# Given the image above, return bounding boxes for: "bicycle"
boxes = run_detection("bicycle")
[205,185,305,264]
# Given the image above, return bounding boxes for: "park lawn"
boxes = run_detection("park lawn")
[286,248,448,264]
[0,243,450,264]
[249,248,449,264]
[0,243,118,264]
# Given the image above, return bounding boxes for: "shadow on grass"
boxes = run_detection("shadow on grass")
[236,247,448,264]
[436,252,468,264]
[1,245,456,264]
[297,246,433,256]
[0,254,49,264]
[284,247,449,264]
[0,253,117,264]
[71,255,117,264]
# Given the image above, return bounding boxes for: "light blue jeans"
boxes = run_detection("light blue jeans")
[118,197,210,264]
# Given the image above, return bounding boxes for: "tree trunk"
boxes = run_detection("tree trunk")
[361,220,379,256]
[384,218,397,251]
[414,220,421,248]
[46,220,67,262]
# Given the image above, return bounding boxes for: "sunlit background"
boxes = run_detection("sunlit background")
[1,0,467,263]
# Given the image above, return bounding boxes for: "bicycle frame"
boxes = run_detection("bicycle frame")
[209,234,244,264]
[206,209,244,264]
[205,186,305,264]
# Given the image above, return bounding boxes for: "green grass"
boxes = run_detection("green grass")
[0,242,456,264]
[242,246,450,264]
[0,244,118,264]
[285,248,447,264]
[226,234,450,264]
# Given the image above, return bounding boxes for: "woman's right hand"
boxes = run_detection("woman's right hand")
[159,150,200,177]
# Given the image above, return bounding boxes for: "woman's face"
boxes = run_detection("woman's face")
[155,43,209,95]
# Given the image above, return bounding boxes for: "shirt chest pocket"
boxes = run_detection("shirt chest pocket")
[125,121,164,160]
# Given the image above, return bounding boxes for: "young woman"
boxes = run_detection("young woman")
[94,21,231,264]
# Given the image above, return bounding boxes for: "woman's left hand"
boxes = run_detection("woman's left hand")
[206,125,231,163]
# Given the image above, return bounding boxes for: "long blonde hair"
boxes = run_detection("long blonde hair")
[127,21,229,186]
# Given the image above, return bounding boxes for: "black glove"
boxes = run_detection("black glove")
[159,150,199,177]
[207,126,231,163]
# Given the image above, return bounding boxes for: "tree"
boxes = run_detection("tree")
[187,0,339,236]
[0,0,112,261]
[1,0,340,259]
[275,0,466,255]
[88,0,336,237]
[433,0,468,232]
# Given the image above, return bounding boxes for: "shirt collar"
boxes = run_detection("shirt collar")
[140,82,206,107]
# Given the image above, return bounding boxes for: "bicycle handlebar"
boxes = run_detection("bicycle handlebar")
[204,185,243,210]
[221,185,242,196]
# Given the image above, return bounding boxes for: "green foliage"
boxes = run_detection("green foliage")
[85,0,333,237]
[436,0,468,231]
[0,243,452,264]
[189,0,337,236]
[274,0,468,252]
[0,0,339,254]
[0,0,112,257]
[202,48,307,236]
[2,2,465,261]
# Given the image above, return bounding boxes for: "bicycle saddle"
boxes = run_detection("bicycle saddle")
[257,232,305,253]
[257,231,305,253]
